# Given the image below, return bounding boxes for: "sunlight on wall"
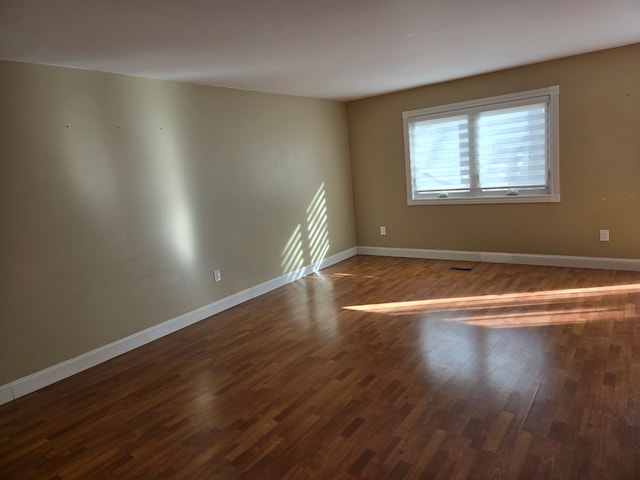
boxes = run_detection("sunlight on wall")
[57,84,197,267]
[306,183,330,270]
[344,283,640,328]
[156,128,196,265]
[281,183,331,278]
[167,199,196,264]
[281,224,305,281]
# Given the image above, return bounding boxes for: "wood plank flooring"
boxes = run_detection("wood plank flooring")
[2,255,640,479]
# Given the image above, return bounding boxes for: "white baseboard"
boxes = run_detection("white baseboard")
[0,385,13,405]
[0,247,358,406]
[357,246,640,271]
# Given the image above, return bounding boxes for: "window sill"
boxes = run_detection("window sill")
[408,193,560,206]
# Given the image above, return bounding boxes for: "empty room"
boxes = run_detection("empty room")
[1,1,639,478]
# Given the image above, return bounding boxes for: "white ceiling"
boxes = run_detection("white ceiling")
[1,0,639,101]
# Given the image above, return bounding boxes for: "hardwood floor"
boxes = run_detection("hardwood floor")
[2,255,640,479]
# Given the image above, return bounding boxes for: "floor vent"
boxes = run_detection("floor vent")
[450,267,473,272]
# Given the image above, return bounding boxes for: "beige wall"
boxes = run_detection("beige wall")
[347,44,640,258]
[0,61,356,384]
[2,44,639,386]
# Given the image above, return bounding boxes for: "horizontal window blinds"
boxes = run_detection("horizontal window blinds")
[477,103,547,190]
[408,101,548,195]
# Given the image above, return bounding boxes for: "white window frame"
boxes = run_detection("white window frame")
[403,86,560,205]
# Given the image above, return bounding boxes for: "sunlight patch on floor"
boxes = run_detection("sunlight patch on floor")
[344,283,640,328]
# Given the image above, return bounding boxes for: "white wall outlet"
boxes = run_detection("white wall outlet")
[599,229,610,242]
[379,226,386,235]
[214,269,222,282]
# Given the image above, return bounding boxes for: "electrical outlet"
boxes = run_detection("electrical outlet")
[380,226,387,235]
[599,229,610,242]
[214,269,222,282]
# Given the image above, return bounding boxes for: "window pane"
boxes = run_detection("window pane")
[409,115,469,192]
[403,86,559,204]
[476,104,547,190]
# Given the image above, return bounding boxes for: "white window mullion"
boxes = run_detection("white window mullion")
[467,113,479,193]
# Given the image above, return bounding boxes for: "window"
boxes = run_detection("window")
[403,86,559,205]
